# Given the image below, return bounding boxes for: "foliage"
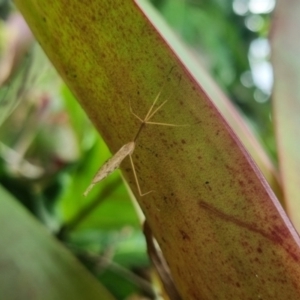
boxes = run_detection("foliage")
[2,0,300,299]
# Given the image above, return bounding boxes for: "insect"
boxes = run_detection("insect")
[83,73,186,197]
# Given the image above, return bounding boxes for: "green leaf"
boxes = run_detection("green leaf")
[15,0,300,299]
[271,0,300,232]
[0,185,115,300]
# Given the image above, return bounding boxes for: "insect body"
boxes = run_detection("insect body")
[83,142,135,197]
[83,74,185,197]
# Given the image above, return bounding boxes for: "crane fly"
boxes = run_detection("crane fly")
[83,74,186,197]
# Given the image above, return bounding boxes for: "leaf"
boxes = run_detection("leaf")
[0,185,115,300]
[15,0,300,299]
[270,0,300,232]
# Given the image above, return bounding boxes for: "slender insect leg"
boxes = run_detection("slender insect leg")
[129,87,164,123]
[145,99,168,122]
[130,67,178,124]
[129,154,153,197]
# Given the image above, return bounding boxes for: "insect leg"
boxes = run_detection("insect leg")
[129,154,153,197]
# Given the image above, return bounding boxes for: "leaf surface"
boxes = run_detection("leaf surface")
[270,0,300,233]
[15,0,300,299]
[0,186,115,300]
